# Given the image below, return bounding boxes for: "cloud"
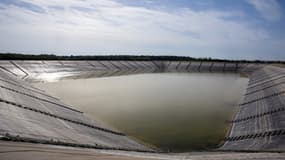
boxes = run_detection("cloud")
[0,0,45,13]
[0,0,284,60]
[246,0,282,21]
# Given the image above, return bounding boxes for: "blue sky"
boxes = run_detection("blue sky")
[0,0,284,60]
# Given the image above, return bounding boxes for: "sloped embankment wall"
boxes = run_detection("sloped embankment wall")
[220,65,285,152]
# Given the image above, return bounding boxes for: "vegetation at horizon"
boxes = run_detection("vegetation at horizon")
[0,53,284,64]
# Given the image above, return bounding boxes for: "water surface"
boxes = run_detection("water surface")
[35,73,248,152]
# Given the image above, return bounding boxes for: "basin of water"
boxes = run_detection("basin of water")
[35,72,248,152]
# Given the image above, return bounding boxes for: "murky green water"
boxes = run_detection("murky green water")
[35,73,248,152]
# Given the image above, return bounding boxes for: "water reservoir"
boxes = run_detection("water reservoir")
[36,72,248,152]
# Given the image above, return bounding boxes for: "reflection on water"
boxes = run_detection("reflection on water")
[35,73,248,152]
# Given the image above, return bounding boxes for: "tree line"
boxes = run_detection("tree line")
[0,53,284,64]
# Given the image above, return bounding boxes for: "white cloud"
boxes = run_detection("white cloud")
[0,0,284,60]
[246,0,282,21]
